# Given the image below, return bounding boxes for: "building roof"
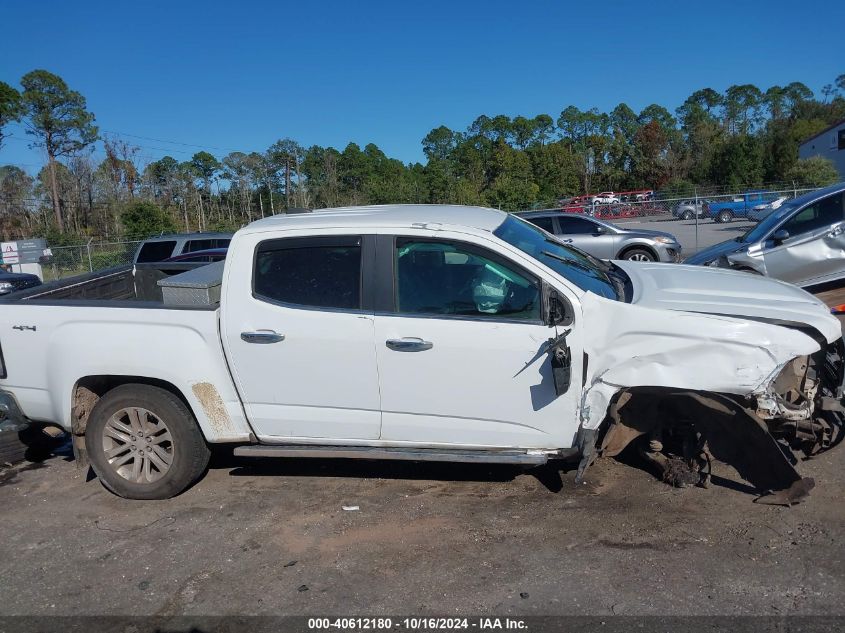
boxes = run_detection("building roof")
[242,204,509,234]
[800,118,845,146]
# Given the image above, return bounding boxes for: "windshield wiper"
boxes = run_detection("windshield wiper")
[544,238,612,272]
[541,250,610,277]
[605,264,629,301]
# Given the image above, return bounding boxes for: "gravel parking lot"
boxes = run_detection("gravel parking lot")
[616,216,754,257]
[2,440,845,619]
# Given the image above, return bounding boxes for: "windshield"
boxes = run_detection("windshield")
[493,215,618,299]
[740,202,798,243]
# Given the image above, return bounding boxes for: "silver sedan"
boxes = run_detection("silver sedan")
[685,183,845,288]
[516,211,682,262]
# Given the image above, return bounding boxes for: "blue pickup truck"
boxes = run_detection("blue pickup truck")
[708,191,774,223]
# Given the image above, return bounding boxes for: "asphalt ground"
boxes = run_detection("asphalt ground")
[615,215,753,257]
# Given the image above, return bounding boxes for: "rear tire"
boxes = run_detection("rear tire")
[0,427,28,465]
[681,211,694,220]
[717,210,733,223]
[621,248,656,262]
[86,384,210,499]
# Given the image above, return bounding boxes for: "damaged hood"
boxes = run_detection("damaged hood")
[612,260,841,344]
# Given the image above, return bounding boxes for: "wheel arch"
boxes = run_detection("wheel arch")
[70,374,252,445]
[72,376,194,437]
[617,243,658,261]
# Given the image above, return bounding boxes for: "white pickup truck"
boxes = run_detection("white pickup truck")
[1,205,842,501]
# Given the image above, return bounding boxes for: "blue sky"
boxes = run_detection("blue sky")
[1,0,843,173]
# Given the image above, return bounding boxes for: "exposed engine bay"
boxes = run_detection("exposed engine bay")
[574,337,845,506]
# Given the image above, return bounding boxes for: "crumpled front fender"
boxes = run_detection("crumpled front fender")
[726,248,766,274]
[578,292,822,430]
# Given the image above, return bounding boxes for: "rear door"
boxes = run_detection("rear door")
[221,234,382,440]
[372,235,582,448]
[523,215,557,234]
[761,192,845,286]
[556,216,618,259]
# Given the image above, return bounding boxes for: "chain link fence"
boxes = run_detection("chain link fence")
[43,240,143,281]
[549,186,821,255]
[31,184,829,281]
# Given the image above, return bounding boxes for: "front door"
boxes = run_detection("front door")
[555,216,618,259]
[222,234,381,440]
[761,192,845,286]
[373,236,581,449]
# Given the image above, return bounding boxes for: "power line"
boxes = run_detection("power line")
[101,130,245,153]
[3,134,199,158]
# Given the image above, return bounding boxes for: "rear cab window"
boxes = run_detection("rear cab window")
[253,236,362,309]
[136,241,177,263]
[183,238,231,253]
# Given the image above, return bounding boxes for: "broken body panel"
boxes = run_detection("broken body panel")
[571,261,843,502]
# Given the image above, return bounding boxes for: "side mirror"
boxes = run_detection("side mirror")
[594,226,607,235]
[772,229,789,244]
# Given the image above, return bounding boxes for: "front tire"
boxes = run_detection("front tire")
[681,211,694,220]
[621,248,656,262]
[86,384,210,499]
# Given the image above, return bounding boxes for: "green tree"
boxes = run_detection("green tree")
[723,84,764,134]
[785,157,839,187]
[0,81,23,150]
[20,70,98,232]
[120,200,177,239]
[422,126,460,162]
[189,151,220,191]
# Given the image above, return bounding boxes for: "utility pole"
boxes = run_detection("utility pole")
[266,170,275,215]
[694,186,699,254]
[285,157,291,209]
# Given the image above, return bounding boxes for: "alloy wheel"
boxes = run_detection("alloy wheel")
[101,407,174,483]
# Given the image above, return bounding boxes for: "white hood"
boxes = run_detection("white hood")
[613,260,841,344]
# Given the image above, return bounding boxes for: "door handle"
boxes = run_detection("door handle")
[561,238,573,243]
[241,330,285,344]
[386,337,433,352]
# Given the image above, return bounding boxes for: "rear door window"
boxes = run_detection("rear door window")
[136,241,177,263]
[254,236,362,310]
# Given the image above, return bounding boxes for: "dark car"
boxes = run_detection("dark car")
[0,270,42,295]
[515,211,682,262]
[163,248,228,263]
[133,232,232,264]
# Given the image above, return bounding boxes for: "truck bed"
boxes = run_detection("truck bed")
[0,263,219,308]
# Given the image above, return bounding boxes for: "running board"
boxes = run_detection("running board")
[233,444,557,465]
